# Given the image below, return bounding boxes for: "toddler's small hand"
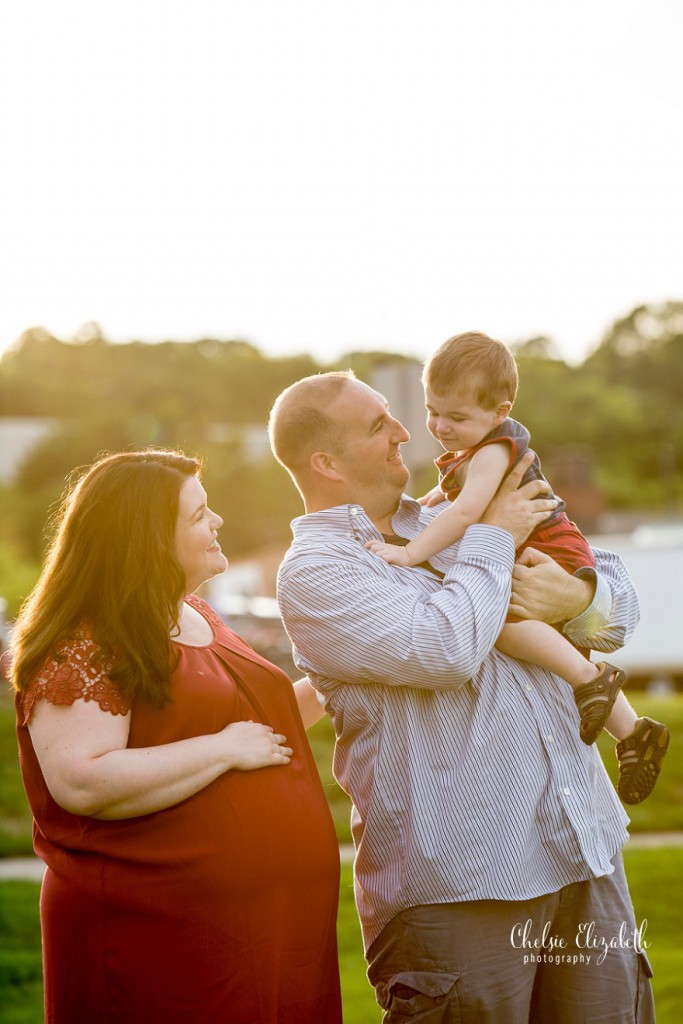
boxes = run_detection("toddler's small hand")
[417,485,446,507]
[365,540,410,566]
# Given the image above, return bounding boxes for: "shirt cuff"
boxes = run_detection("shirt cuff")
[448,524,516,574]
[562,567,611,643]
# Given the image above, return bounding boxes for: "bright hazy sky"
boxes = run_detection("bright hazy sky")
[1,0,682,366]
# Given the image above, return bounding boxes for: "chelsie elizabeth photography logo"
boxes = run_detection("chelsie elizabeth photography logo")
[511,918,650,967]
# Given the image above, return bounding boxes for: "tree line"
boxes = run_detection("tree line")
[0,301,681,617]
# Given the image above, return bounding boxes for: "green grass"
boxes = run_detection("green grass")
[0,881,43,1024]
[625,845,683,1022]
[337,863,382,1023]
[306,714,354,844]
[596,693,683,833]
[1,849,681,1023]
[0,693,34,857]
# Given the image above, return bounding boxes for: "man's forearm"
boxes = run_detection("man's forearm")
[561,572,597,622]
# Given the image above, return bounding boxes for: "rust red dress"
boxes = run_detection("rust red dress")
[15,596,342,1024]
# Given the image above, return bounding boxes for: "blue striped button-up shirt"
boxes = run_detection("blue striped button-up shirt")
[277,497,633,952]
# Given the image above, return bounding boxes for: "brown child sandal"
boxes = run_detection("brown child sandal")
[573,662,626,745]
[616,717,670,805]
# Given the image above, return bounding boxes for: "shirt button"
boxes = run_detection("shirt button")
[563,787,571,796]
[350,508,358,517]
[547,735,554,743]
[525,683,532,692]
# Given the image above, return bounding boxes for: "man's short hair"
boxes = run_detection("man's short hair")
[423,331,519,409]
[268,370,355,479]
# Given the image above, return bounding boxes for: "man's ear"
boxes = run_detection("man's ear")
[494,400,512,425]
[309,451,344,482]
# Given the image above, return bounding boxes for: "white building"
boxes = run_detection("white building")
[587,524,683,688]
[0,418,57,482]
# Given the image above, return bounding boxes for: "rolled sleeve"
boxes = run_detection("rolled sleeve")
[563,549,639,653]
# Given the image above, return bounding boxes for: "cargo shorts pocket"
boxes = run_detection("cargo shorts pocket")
[378,970,460,1023]
[635,949,655,1022]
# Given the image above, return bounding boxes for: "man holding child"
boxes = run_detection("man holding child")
[268,334,655,1023]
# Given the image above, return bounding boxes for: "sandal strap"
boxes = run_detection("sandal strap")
[616,717,670,761]
[574,662,625,744]
[616,717,670,805]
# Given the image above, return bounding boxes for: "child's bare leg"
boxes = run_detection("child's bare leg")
[603,691,639,741]
[496,619,629,744]
[496,619,599,688]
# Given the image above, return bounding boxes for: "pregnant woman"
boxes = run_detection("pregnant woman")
[11,449,342,1024]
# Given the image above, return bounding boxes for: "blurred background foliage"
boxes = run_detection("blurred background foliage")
[0,299,682,619]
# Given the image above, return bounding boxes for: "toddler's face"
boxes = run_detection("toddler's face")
[424,384,509,452]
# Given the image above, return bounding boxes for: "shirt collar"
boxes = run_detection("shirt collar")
[290,494,425,545]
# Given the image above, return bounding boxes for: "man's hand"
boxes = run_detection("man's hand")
[481,452,558,549]
[509,548,596,624]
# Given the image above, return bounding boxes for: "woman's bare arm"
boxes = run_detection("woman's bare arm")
[28,697,292,821]
[293,677,326,729]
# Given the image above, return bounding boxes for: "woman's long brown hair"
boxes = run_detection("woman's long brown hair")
[11,449,202,707]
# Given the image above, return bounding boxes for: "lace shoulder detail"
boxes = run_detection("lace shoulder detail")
[21,632,131,725]
[186,593,225,634]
